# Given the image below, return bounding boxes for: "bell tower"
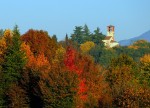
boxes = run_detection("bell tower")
[107,25,115,41]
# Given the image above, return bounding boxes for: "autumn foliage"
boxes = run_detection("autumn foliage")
[64,47,87,103]
[0,26,150,108]
[64,47,110,107]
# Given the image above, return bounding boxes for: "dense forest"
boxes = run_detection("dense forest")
[0,25,150,108]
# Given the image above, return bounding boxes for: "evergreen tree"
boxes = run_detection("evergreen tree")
[2,25,27,107]
[65,33,69,46]
[0,29,4,38]
[83,24,90,37]
[52,34,57,42]
[71,26,83,44]
[92,27,105,45]
[3,25,26,85]
[94,27,100,35]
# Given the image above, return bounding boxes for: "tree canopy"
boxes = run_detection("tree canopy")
[0,25,149,108]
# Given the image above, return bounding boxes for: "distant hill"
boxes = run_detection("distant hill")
[119,30,150,46]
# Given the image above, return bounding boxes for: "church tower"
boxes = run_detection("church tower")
[102,25,119,48]
[107,25,115,41]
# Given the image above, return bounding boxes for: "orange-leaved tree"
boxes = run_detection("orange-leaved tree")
[21,29,58,62]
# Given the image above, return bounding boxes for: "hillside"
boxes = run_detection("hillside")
[119,30,150,46]
[0,26,150,108]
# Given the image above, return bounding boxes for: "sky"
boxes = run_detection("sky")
[1,0,150,41]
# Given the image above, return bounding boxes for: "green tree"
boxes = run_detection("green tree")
[91,27,105,45]
[94,27,100,35]
[89,46,116,66]
[89,45,103,63]
[140,54,150,86]
[0,37,7,107]
[0,29,4,38]
[2,25,27,107]
[106,54,138,107]
[52,34,57,42]
[99,49,117,66]
[3,25,26,84]
[65,33,69,47]
[71,26,83,44]
[115,43,150,62]
[41,66,78,108]
[83,24,90,37]
[70,25,105,47]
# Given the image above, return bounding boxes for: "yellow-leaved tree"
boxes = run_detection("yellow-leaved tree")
[140,54,150,71]
[52,45,66,65]
[0,38,6,55]
[3,29,13,46]
[80,41,95,53]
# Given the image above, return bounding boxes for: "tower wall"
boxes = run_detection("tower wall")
[107,25,115,41]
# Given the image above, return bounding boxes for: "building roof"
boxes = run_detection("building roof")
[107,25,114,27]
[104,36,112,40]
[110,40,116,43]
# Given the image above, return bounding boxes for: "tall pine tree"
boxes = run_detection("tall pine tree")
[83,24,90,37]
[1,25,27,107]
[71,26,83,44]
[3,25,26,86]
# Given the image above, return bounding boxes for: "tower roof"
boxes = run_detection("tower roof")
[104,36,112,40]
[107,25,114,27]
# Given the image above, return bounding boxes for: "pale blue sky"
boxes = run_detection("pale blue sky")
[1,0,150,41]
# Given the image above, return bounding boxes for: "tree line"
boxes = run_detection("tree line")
[0,25,149,108]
